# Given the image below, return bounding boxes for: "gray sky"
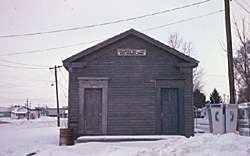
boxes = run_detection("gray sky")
[0,0,249,107]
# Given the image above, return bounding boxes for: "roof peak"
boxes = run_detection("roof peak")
[63,29,198,69]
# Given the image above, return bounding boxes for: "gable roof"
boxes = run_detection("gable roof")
[11,106,41,114]
[63,29,198,69]
[11,107,27,114]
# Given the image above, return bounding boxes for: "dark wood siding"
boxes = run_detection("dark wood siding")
[84,88,102,134]
[66,34,195,138]
[68,71,79,138]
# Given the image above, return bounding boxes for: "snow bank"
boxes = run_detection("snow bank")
[0,116,66,130]
[77,135,184,142]
[1,117,250,156]
[135,133,250,156]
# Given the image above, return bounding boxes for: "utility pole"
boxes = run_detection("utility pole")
[224,0,235,104]
[26,98,29,120]
[49,65,62,127]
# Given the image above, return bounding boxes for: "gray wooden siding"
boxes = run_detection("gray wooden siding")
[67,35,194,137]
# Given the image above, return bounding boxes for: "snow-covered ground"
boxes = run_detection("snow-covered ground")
[194,116,250,136]
[1,117,250,156]
[194,117,210,133]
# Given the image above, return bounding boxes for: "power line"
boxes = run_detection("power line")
[18,72,51,84]
[0,80,49,88]
[59,82,67,90]
[0,9,222,57]
[206,75,227,77]
[0,0,211,38]
[234,0,250,14]
[0,82,49,88]
[59,70,68,83]
[0,39,105,56]
[59,84,68,100]
[0,59,48,67]
[0,64,47,69]
[0,96,54,101]
[143,9,224,31]
[240,0,250,8]
[2,86,49,94]
[0,72,51,88]
[0,73,50,83]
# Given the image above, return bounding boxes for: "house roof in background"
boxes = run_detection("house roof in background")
[11,106,41,114]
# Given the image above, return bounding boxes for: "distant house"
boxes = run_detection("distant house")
[0,107,11,118]
[11,106,41,119]
[11,106,27,119]
[40,107,49,116]
[238,102,250,119]
[46,107,68,118]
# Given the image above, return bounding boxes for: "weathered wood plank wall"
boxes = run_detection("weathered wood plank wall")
[66,34,195,138]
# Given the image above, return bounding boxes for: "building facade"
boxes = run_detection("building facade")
[63,29,198,139]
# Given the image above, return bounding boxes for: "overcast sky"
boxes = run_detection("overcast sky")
[0,0,249,107]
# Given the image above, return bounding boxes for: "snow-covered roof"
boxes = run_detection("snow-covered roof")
[197,107,206,111]
[11,107,27,114]
[11,106,41,114]
[238,102,250,109]
[27,107,41,111]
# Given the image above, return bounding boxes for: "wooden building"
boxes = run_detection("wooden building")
[63,29,198,139]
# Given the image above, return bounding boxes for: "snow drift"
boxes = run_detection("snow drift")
[0,117,250,156]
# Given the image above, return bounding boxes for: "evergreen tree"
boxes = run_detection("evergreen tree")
[194,89,206,108]
[210,88,222,104]
[237,86,250,103]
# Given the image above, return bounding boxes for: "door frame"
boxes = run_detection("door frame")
[155,79,185,135]
[78,77,109,135]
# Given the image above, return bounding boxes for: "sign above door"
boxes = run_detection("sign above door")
[117,49,146,56]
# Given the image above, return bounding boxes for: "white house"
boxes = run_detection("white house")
[238,102,250,119]
[11,106,41,119]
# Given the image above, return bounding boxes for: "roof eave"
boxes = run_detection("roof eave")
[63,29,199,67]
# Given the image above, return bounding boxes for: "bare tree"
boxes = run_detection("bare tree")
[193,67,205,91]
[168,33,194,56]
[167,33,204,91]
[233,18,250,102]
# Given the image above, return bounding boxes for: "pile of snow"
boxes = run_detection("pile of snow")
[135,134,250,156]
[0,117,250,156]
[77,135,184,142]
